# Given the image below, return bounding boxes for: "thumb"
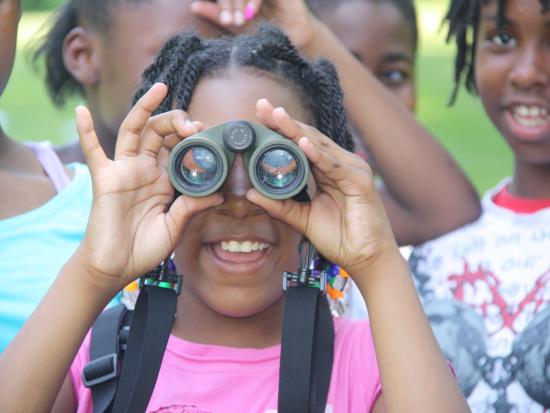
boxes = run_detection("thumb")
[246,189,310,235]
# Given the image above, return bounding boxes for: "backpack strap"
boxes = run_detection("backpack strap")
[110,283,178,413]
[82,304,129,413]
[278,287,334,413]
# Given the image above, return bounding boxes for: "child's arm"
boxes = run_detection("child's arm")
[0,84,223,413]
[249,100,470,413]
[192,0,481,246]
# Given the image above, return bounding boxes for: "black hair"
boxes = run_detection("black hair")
[445,0,550,105]
[306,0,418,53]
[132,24,354,152]
[32,0,149,106]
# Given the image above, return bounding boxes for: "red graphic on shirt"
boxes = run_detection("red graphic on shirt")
[151,405,212,413]
[448,263,550,335]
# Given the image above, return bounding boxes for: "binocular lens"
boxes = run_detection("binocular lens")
[257,148,300,190]
[178,146,220,189]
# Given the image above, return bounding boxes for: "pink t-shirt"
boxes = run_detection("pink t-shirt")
[70,317,381,413]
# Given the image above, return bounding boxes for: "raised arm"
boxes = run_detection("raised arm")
[192,0,481,246]
[0,84,222,413]
[249,100,470,412]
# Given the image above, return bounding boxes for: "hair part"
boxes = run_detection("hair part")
[33,0,148,106]
[445,0,550,105]
[306,0,419,53]
[133,24,354,152]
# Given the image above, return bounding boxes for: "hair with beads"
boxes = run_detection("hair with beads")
[306,0,418,53]
[132,24,354,152]
[445,0,550,105]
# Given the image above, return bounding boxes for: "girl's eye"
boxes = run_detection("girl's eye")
[490,32,516,47]
[379,70,408,85]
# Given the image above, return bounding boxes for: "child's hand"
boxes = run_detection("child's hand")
[190,0,321,50]
[190,0,264,28]
[247,99,398,279]
[75,83,223,293]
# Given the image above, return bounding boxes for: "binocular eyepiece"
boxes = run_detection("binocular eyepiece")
[168,120,310,199]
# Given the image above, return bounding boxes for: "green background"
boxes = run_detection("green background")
[0,0,512,194]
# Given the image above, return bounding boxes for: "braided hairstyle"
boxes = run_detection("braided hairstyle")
[445,0,550,105]
[33,0,150,106]
[133,24,354,152]
[306,0,418,53]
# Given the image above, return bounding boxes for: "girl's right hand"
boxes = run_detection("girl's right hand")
[74,83,223,294]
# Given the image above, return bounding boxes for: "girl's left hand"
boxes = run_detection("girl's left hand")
[247,99,399,278]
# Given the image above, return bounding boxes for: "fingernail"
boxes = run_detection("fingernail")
[220,10,232,25]
[234,10,244,26]
[244,3,256,21]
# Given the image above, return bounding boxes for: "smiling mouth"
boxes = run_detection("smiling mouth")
[505,104,550,141]
[206,240,272,266]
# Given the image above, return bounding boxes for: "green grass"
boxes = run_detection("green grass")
[0,1,513,194]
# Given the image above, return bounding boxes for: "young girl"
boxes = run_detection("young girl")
[409,0,550,411]
[0,26,469,413]
[36,0,479,249]
[0,0,94,353]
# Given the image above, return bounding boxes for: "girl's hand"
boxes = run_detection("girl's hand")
[75,83,223,293]
[247,99,399,279]
[190,0,321,51]
[190,0,264,28]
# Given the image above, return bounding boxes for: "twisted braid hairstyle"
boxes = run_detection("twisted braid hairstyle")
[133,24,354,152]
[33,0,151,106]
[306,0,418,53]
[445,0,550,105]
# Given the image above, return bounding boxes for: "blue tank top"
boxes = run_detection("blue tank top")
[0,162,113,352]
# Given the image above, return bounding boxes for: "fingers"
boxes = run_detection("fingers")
[256,98,366,169]
[191,0,262,27]
[75,105,109,175]
[246,189,311,235]
[158,121,204,167]
[138,110,199,159]
[115,83,168,160]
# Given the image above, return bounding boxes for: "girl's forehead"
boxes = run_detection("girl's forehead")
[186,71,312,128]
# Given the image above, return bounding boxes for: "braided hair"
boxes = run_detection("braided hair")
[306,0,418,53]
[133,24,354,151]
[445,0,550,105]
[33,0,154,107]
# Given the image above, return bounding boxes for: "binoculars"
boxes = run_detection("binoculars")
[168,120,309,199]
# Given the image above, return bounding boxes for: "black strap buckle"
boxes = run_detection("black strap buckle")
[82,353,118,388]
[139,256,183,295]
[282,239,327,293]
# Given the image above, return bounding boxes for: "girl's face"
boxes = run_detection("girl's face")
[0,0,20,96]
[319,0,416,111]
[174,70,311,318]
[475,0,550,164]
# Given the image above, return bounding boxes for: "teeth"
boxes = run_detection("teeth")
[513,105,548,118]
[220,240,269,253]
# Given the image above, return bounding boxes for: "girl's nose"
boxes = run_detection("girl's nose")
[509,45,549,91]
[218,155,261,219]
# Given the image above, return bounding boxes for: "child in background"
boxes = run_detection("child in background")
[34,0,224,163]
[0,25,469,413]
[37,0,480,250]
[409,0,550,411]
[0,0,93,352]
[192,0,476,317]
